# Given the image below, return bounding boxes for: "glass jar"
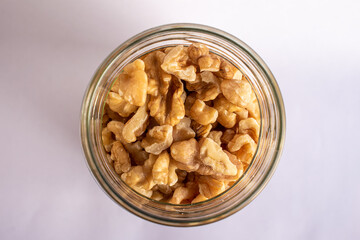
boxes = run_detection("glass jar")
[80,23,286,226]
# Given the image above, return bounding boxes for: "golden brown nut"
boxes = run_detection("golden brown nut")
[152,151,170,185]
[123,141,149,165]
[221,129,236,145]
[121,165,145,186]
[186,72,220,101]
[138,154,157,191]
[227,134,257,164]
[148,77,185,126]
[143,51,172,96]
[168,160,179,186]
[170,138,200,171]
[118,59,148,106]
[191,120,212,138]
[244,90,260,122]
[161,45,196,82]
[106,92,138,117]
[196,74,221,101]
[220,79,252,108]
[235,108,249,121]
[184,92,197,116]
[102,127,114,152]
[188,43,209,62]
[141,125,173,155]
[199,138,237,176]
[156,184,173,195]
[198,54,221,72]
[103,104,128,123]
[191,194,208,204]
[238,118,260,142]
[172,117,196,142]
[131,185,153,198]
[189,99,218,125]
[215,59,239,79]
[151,191,164,201]
[207,131,223,146]
[198,176,226,198]
[221,150,244,183]
[213,94,245,128]
[122,104,149,143]
[152,151,179,187]
[169,184,199,204]
[111,141,131,174]
[106,120,127,144]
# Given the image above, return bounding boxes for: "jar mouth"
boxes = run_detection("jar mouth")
[81,23,286,226]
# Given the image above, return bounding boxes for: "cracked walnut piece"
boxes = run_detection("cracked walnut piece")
[101,43,259,204]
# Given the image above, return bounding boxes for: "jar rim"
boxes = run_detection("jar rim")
[81,23,286,226]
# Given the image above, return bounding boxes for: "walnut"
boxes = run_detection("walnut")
[122,104,149,143]
[170,138,200,172]
[123,141,149,165]
[221,78,253,108]
[222,150,244,182]
[117,59,148,106]
[151,191,164,201]
[121,165,145,186]
[143,51,172,96]
[235,107,249,121]
[191,120,212,138]
[110,141,131,174]
[184,92,197,116]
[132,185,153,198]
[151,151,178,186]
[169,184,199,204]
[227,134,257,164]
[198,53,221,72]
[185,72,220,101]
[189,99,218,125]
[198,176,226,198]
[138,154,157,191]
[191,194,208,204]
[161,45,196,82]
[106,92,138,117]
[198,138,237,176]
[103,104,128,123]
[207,131,223,145]
[221,129,236,145]
[188,43,209,62]
[238,118,260,142]
[102,127,114,152]
[141,125,173,155]
[152,151,170,185]
[106,120,127,144]
[244,90,260,122]
[172,117,196,142]
[148,77,185,126]
[167,160,179,186]
[197,72,221,101]
[156,184,173,195]
[214,94,244,128]
[215,59,240,79]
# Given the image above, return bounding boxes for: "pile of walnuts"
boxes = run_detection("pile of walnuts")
[102,43,260,204]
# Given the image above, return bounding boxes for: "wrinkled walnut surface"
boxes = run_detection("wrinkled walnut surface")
[101,43,260,204]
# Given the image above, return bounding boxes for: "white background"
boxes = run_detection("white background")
[1,0,359,239]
